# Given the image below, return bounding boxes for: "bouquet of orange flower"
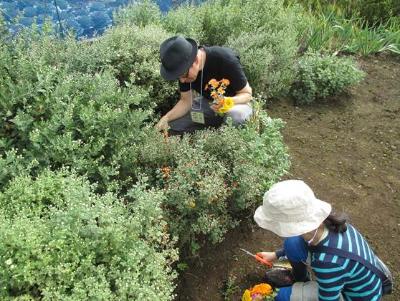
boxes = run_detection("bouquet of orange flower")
[206,78,234,114]
[242,283,278,301]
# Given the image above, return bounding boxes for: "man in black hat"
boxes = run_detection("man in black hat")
[156,36,253,134]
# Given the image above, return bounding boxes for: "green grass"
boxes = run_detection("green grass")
[302,12,400,55]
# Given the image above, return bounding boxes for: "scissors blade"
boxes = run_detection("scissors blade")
[240,248,256,257]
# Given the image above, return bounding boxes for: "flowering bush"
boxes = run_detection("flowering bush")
[242,283,278,301]
[136,108,289,251]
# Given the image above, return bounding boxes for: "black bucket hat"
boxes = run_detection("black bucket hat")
[160,36,198,80]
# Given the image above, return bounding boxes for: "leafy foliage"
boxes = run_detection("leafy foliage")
[290,53,365,104]
[224,0,302,98]
[287,0,400,56]
[287,0,400,26]
[1,65,152,191]
[0,2,294,299]
[0,170,177,300]
[114,0,162,28]
[62,24,177,106]
[133,108,289,250]
[162,3,204,41]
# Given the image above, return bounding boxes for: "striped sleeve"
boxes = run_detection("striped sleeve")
[313,260,347,301]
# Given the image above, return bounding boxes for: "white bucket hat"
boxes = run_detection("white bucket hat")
[254,180,332,237]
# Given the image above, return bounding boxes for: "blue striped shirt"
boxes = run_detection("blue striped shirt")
[311,224,382,301]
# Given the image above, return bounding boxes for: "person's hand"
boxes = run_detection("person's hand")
[258,251,277,263]
[210,103,220,113]
[155,116,169,131]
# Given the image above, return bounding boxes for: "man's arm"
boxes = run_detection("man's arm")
[155,91,191,131]
[232,82,252,105]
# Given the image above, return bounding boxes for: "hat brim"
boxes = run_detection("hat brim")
[254,199,332,237]
[160,38,198,81]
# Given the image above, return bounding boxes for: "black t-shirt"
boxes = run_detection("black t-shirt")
[178,46,248,101]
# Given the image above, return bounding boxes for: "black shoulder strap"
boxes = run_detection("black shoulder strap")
[309,245,388,282]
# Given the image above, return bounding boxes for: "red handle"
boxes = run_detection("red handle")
[255,253,273,268]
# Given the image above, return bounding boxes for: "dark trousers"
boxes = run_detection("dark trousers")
[169,97,253,134]
[169,97,223,134]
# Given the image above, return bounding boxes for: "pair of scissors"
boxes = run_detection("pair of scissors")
[240,248,273,268]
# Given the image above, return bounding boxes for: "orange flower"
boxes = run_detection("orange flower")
[221,79,230,86]
[250,283,273,296]
[209,79,219,88]
[161,166,171,179]
[217,87,226,94]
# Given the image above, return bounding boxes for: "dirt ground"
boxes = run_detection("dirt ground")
[176,54,400,301]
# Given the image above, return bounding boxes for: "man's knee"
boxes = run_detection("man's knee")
[227,105,252,125]
[169,113,204,133]
[284,236,308,263]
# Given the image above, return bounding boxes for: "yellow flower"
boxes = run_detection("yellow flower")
[242,289,252,301]
[224,97,234,108]
[218,97,234,113]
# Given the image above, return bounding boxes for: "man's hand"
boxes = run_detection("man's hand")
[210,103,220,113]
[155,116,169,131]
[258,251,277,263]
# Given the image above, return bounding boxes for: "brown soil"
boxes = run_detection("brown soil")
[176,54,400,301]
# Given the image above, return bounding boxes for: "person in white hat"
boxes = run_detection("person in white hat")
[254,180,388,301]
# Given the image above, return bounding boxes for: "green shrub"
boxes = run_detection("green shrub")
[1,68,154,192]
[223,0,302,98]
[162,4,204,41]
[54,24,177,108]
[114,0,162,27]
[0,3,292,277]
[227,26,298,99]
[4,22,176,109]
[290,52,365,104]
[0,170,177,300]
[194,0,243,46]
[135,109,289,251]
[357,0,396,25]
[92,24,177,105]
[0,150,37,188]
